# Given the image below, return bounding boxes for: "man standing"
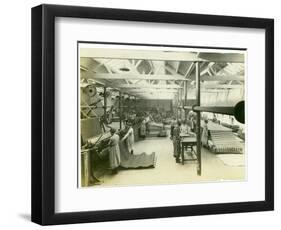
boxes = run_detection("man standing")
[173,120,182,163]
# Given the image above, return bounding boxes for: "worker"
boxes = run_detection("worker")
[108,128,121,175]
[180,120,190,134]
[140,118,146,138]
[212,113,218,123]
[122,122,135,155]
[170,117,177,139]
[188,111,196,132]
[173,120,182,163]
[201,119,209,147]
[145,113,151,135]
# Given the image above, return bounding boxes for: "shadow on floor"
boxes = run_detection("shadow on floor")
[18,213,31,222]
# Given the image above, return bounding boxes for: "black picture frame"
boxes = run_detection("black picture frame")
[31,4,274,225]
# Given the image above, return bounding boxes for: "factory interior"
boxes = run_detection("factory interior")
[79,46,245,187]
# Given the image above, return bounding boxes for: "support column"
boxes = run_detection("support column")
[103,87,107,124]
[179,88,182,120]
[184,81,188,119]
[195,62,201,176]
[119,91,122,130]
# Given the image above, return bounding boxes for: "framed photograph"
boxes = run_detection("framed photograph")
[31,4,274,225]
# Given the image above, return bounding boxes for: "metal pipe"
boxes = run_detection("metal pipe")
[183,106,193,110]
[192,106,234,115]
[195,62,201,176]
[183,104,234,115]
[184,102,244,124]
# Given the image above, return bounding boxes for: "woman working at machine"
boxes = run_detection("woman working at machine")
[201,119,209,147]
[122,122,135,155]
[108,128,121,175]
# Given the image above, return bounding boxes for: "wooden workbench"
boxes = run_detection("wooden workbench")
[180,135,197,165]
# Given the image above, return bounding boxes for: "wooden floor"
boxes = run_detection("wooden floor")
[92,136,245,187]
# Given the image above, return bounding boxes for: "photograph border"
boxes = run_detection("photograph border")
[31,4,274,225]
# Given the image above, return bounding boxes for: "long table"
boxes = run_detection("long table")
[180,135,197,165]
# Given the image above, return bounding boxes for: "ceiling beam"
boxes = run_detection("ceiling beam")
[184,62,196,78]
[201,75,244,81]
[202,84,243,89]
[165,65,190,80]
[175,61,180,73]
[133,92,175,98]
[117,84,182,89]
[197,53,244,63]
[83,72,187,81]
[123,89,178,93]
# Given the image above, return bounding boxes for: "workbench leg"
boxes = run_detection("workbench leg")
[84,151,89,187]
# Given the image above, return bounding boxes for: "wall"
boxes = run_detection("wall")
[0,0,279,229]
[181,88,244,106]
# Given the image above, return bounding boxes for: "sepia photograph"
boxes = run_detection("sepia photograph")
[79,43,246,188]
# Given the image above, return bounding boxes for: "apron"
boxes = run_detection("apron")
[109,134,121,169]
[126,127,134,153]
[201,123,208,146]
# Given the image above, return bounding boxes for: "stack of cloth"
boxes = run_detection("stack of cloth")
[207,122,243,154]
